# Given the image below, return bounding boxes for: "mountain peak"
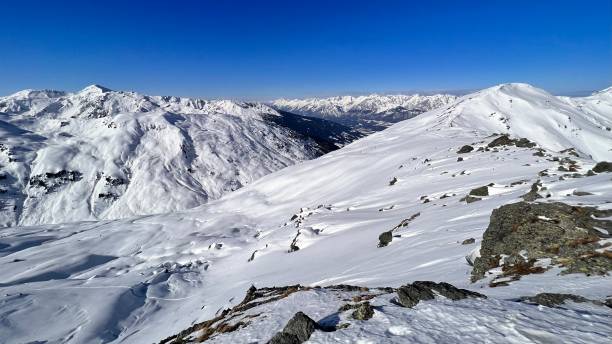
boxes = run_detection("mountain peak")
[79,84,112,94]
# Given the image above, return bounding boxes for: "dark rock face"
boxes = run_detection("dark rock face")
[469,186,489,197]
[378,231,393,247]
[472,202,612,283]
[389,177,398,186]
[351,302,374,320]
[396,281,485,308]
[521,293,589,308]
[29,170,83,193]
[457,145,474,153]
[592,161,612,173]
[268,311,317,344]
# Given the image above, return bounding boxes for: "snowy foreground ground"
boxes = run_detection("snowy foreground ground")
[0,83,611,343]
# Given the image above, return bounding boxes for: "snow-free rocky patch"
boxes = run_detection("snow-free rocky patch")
[161,283,611,343]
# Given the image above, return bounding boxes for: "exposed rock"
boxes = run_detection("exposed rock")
[472,202,612,283]
[28,170,83,193]
[469,186,489,197]
[268,332,301,344]
[488,135,535,148]
[461,238,476,245]
[520,293,589,308]
[457,157,464,162]
[396,283,435,308]
[389,177,398,186]
[276,311,317,343]
[460,195,481,203]
[457,145,474,153]
[488,135,514,147]
[572,190,593,196]
[351,302,374,320]
[378,231,393,247]
[521,182,542,201]
[396,281,484,308]
[592,161,612,173]
[413,281,485,301]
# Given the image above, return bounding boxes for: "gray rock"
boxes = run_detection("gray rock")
[457,145,474,153]
[472,202,612,282]
[413,281,485,301]
[461,238,476,245]
[469,186,489,197]
[572,190,593,196]
[378,231,393,247]
[282,311,317,342]
[593,161,612,173]
[268,332,301,344]
[397,281,485,308]
[460,195,481,203]
[396,283,435,308]
[521,293,590,308]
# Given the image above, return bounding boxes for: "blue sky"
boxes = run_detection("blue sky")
[1,0,610,99]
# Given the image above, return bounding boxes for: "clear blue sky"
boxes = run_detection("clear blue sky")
[1,0,610,99]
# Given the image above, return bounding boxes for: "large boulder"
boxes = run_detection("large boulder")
[268,311,318,344]
[472,202,612,283]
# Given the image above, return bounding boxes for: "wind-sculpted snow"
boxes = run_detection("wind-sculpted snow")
[0,83,611,343]
[0,86,361,226]
[272,93,458,133]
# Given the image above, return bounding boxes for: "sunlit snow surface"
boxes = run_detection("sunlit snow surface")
[0,83,611,343]
[0,86,358,227]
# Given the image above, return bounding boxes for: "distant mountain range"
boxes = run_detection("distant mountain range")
[272,93,458,133]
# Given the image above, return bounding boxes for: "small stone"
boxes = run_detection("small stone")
[378,231,393,247]
[457,145,474,153]
[462,238,476,245]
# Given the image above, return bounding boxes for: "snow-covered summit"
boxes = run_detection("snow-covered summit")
[411,83,612,160]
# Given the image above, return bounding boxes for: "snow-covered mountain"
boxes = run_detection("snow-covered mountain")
[0,86,362,227]
[0,83,611,344]
[272,93,458,133]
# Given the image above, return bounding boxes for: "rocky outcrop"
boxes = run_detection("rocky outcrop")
[396,281,485,308]
[488,135,536,148]
[28,170,83,193]
[520,293,590,308]
[472,202,612,284]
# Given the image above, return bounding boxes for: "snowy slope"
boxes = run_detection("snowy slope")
[0,86,361,227]
[0,83,611,344]
[272,93,457,133]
